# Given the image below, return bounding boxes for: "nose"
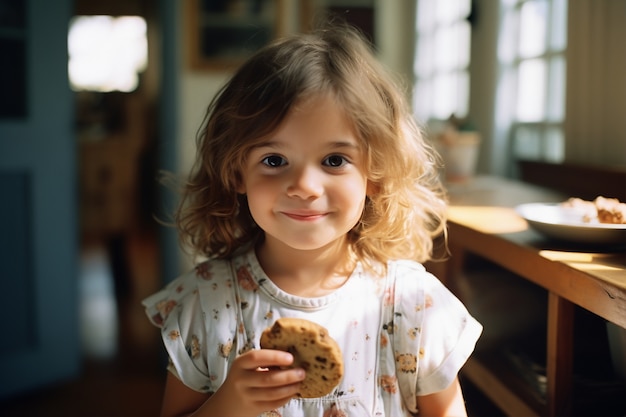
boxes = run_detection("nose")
[286,165,324,199]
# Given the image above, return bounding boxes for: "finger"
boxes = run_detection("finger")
[254,367,305,389]
[236,349,295,371]
[249,380,303,404]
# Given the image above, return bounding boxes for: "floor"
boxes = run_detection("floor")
[0,230,167,417]
[0,228,504,417]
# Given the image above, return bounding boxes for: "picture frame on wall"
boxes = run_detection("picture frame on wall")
[184,0,373,71]
[185,0,289,71]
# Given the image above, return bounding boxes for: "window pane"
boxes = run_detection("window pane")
[436,0,471,23]
[68,15,148,92]
[415,34,434,77]
[413,81,432,121]
[435,26,458,70]
[495,67,517,127]
[550,0,568,50]
[432,71,468,119]
[433,72,457,119]
[417,0,436,31]
[547,55,566,122]
[457,21,471,68]
[513,125,542,159]
[498,9,519,63]
[545,127,564,162]
[456,0,472,19]
[517,58,546,121]
[455,70,470,118]
[415,0,471,124]
[519,0,548,58]
[433,20,471,72]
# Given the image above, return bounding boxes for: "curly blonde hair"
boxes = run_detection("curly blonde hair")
[175,23,448,271]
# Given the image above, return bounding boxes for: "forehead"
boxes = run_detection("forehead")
[267,95,359,145]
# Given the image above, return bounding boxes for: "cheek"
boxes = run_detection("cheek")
[244,182,274,213]
[340,179,369,211]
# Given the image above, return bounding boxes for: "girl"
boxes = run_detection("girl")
[144,23,482,417]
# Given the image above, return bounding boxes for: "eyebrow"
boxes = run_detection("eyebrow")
[253,139,360,150]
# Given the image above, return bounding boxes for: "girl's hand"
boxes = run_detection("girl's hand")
[207,348,305,417]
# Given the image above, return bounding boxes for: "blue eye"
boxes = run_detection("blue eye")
[261,155,287,167]
[324,155,347,167]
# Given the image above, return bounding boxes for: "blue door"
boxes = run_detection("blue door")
[0,0,79,398]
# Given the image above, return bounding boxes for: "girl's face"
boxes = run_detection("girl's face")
[239,94,370,255]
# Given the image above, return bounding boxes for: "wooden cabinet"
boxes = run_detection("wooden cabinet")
[78,92,147,239]
[428,176,626,416]
[80,137,140,237]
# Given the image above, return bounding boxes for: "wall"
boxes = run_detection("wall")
[565,0,626,166]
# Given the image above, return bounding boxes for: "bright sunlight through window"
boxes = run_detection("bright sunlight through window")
[497,0,567,165]
[414,0,472,123]
[68,15,148,93]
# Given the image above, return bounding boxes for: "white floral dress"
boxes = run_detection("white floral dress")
[143,248,482,416]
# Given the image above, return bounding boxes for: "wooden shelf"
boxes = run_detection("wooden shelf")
[462,358,545,417]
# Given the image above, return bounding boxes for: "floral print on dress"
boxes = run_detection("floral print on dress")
[143,251,482,416]
[380,332,389,348]
[195,262,213,280]
[189,334,201,359]
[379,375,398,394]
[218,339,233,358]
[261,410,281,417]
[323,403,348,417]
[425,293,433,308]
[154,299,177,324]
[395,353,417,374]
[237,265,258,292]
[407,327,420,340]
[383,286,394,306]
[382,320,396,335]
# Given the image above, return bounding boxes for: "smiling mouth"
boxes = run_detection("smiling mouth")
[281,212,327,221]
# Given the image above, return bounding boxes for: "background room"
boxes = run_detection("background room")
[0,0,624,416]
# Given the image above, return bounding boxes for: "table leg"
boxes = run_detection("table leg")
[546,292,574,416]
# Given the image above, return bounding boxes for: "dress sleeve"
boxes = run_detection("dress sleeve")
[414,267,483,396]
[391,260,483,399]
[142,268,215,393]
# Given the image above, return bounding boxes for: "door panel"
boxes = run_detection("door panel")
[0,0,79,399]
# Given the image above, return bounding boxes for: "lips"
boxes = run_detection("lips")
[281,210,327,221]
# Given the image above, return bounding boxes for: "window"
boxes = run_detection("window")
[413,0,472,125]
[68,15,148,92]
[497,0,567,165]
[414,0,570,176]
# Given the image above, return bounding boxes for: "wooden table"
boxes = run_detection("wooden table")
[434,176,626,416]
